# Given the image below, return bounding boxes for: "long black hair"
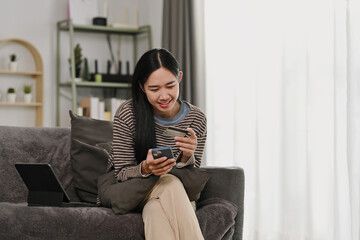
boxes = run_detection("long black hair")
[132,48,181,163]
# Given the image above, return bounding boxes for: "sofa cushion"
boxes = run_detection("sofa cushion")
[0,197,237,240]
[69,111,113,203]
[196,197,238,240]
[0,202,144,240]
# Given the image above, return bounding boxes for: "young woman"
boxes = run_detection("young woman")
[104,48,207,240]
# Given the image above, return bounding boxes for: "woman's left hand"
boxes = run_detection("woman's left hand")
[175,128,197,161]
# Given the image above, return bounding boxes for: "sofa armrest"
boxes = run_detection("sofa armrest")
[199,166,244,240]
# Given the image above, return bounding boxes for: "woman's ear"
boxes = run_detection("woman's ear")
[178,71,183,83]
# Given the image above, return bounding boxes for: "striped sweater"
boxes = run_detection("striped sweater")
[107,99,207,182]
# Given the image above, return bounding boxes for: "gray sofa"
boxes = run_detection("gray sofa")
[0,126,244,240]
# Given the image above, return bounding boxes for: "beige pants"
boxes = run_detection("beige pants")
[142,174,204,240]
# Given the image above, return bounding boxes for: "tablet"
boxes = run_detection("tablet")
[15,163,95,207]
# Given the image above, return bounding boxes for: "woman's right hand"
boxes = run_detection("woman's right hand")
[142,149,176,175]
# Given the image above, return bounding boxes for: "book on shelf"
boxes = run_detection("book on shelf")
[79,97,99,119]
[99,101,105,121]
[79,97,126,121]
[104,98,126,120]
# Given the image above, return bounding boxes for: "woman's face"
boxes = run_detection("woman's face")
[143,67,182,118]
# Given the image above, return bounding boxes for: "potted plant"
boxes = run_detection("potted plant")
[68,43,83,81]
[9,53,18,71]
[23,85,32,103]
[7,87,16,103]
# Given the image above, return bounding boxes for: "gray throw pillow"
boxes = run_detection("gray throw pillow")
[69,110,113,203]
[95,142,112,154]
[170,166,211,201]
[97,166,211,215]
[98,170,159,215]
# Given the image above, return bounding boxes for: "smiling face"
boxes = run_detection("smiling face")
[143,67,183,118]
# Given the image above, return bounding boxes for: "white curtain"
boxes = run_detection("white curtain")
[204,0,360,239]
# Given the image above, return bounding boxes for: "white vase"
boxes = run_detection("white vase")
[9,61,18,72]
[24,93,32,103]
[7,93,16,103]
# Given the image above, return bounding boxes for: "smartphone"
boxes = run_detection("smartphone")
[163,126,188,138]
[152,146,174,159]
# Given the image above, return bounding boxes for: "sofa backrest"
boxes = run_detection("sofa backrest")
[0,126,79,203]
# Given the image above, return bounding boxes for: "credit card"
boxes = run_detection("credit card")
[163,126,188,138]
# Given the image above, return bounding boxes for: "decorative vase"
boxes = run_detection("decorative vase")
[9,61,18,72]
[7,93,16,103]
[24,93,32,103]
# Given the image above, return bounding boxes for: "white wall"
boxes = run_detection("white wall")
[0,0,163,127]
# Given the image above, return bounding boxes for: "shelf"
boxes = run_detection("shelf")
[0,102,42,107]
[0,70,42,77]
[58,19,150,35]
[56,19,152,126]
[59,81,131,88]
[0,38,43,126]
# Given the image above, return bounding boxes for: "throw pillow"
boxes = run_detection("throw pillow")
[69,110,113,203]
[97,165,211,215]
[170,166,211,201]
[98,170,159,215]
[95,142,112,154]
